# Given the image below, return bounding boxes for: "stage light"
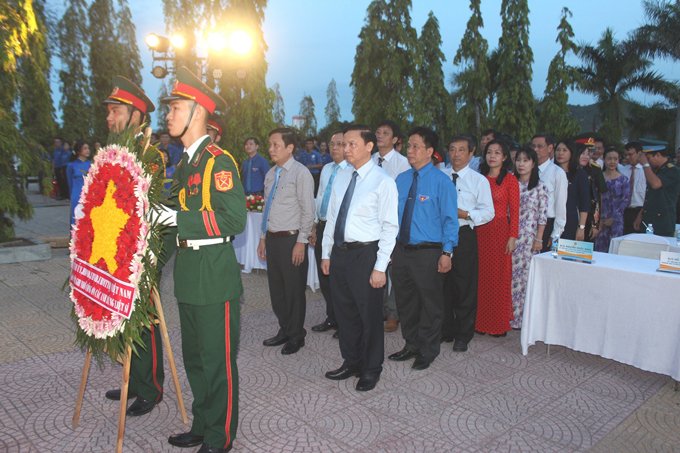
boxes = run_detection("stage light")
[152,66,168,79]
[207,32,227,52]
[170,34,186,50]
[146,34,170,53]
[236,68,247,79]
[228,30,253,55]
[212,68,223,80]
[146,34,159,48]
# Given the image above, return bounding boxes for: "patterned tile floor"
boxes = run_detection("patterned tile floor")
[3,190,679,451]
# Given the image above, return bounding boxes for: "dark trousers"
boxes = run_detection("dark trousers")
[312,172,321,197]
[55,166,69,199]
[265,234,308,340]
[330,242,384,374]
[178,301,239,449]
[541,217,556,253]
[623,207,643,235]
[442,226,478,343]
[392,245,444,360]
[129,323,164,401]
[314,222,336,324]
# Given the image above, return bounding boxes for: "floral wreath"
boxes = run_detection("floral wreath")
[69,132,164,362]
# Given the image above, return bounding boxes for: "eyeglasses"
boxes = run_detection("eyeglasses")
[530,143,547,150]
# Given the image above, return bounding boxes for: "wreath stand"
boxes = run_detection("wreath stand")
[71,288,188,452]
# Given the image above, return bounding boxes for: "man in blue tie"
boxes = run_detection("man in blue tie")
[257,128,315,355]
[320,124,399,392]
[241,137,270,196]
[389,127,459,371]
[310,131,350,334]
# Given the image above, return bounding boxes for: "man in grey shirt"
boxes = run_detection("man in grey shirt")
[257,127,315,355]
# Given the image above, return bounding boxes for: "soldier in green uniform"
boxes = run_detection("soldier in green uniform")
[101,76,166,418]
[157,67,246,453]
[207,114,224,144]
[634,145,680,237]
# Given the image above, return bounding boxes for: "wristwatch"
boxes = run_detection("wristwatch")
[579,224,586,230]
[465,212,472,222]
[442,251,452,258]
[643,163,651,168]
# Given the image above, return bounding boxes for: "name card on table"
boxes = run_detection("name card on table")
[557,239,594,263]
[659,251,680,274]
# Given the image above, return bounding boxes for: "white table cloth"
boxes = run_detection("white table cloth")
[521,251,680,380]
[609,233,680,255]
[233,211,319,291]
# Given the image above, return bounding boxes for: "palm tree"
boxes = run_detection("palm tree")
[634,0,680,147]
[578,28,678,143]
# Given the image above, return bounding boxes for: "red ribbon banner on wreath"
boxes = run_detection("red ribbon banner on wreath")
[70,257,136,319]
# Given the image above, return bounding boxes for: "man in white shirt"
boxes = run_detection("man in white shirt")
[321,124,399,392]
[592,137,606,167]
[310,131,351,334]
[532,133,568,252]
[440,135,494,352]
[372,120,410,333]
[619,141,646,234]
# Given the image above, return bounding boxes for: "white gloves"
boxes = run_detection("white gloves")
[74,203,85,220]
[150,205,178,227]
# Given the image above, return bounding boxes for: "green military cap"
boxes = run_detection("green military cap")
[161,66,227,114]
[102,76,155,113]
[642,145,666,153]
[207,114,224,136]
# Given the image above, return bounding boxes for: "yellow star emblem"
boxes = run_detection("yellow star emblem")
[89,180,130,274]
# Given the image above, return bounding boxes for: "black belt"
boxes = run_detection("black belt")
[399,242,442,251]
[337,240,379,250]
[318,220,326,227]
[267,230,299,238]
[625,206,642,210]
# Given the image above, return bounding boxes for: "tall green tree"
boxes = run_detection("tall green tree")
[634,0,680,148]
[88,0,119,142]
[298,94,317,138]
[58,0,91,141]
[494,0,536,143]
[538,7,580,139]
[19,0,57,147]
[163,0,274,163]
[272,83,285,126]
[325,78,341,126]
[156,79,170,131]
[452,0,489,137]
[413,11,452,138]
[1,0,53,241]
[578,28,678,143]
[115,0,142,85]
[486,48,501,118]
[351,0,418,127]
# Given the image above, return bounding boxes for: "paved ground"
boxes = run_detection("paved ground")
[2,188,679,452]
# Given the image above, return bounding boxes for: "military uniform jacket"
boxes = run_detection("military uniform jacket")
[168,136,247,305]
[642,160,680,237]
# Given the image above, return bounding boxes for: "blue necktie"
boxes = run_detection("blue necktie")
[399,171,418,245]
[246,159,252,192]
[319,164,340,220]
[262,166,283,234]
[334,171,358,246]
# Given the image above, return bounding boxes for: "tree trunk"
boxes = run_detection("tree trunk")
[474,103,481,141]
[675,102,680,151]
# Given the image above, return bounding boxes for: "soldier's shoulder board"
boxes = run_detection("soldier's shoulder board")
[590,161,601,168]
[206,143,224,157]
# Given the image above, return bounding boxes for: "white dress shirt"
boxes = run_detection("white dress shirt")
[538,159,568,238]
[315,160,351,222]
[184,134,210,163]
[322,159,399,272]
[371,149,410,180]
[618,163,646,208]
[440,164,494,228]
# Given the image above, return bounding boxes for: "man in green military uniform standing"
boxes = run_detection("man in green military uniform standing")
[156,67,246,453]
[100,76,166,418]
[634,145,680,237]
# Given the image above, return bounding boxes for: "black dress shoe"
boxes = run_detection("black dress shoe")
[475,330,487,336]
[168,431,204,448]
[325,366,361,380]
[105,389,137,401]
[440,336,453,343]
[311,320,338,332]
[127,395,162,416]
[332,330,339,339]
[281,338,304,355]
[452,339,468,352]
[356,372,380,391]
[490,332,507,338]
[412,354,431,370]
[263,333,289,346]
[388,348,418,362]
[197,443,232,453]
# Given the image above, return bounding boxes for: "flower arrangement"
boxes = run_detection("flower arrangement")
[245,194,264,212]
[68,129,165,363]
